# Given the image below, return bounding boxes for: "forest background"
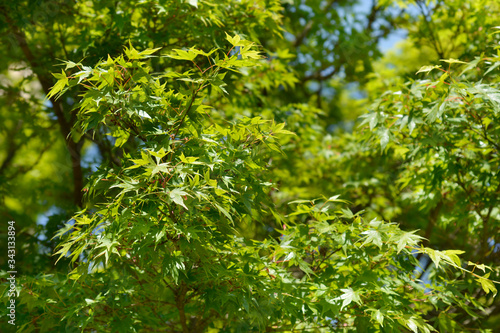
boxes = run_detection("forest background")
[1,0,500,332]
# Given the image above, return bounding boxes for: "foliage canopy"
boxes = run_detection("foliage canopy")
[1,0,500,332]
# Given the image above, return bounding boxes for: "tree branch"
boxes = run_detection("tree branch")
[1,8,84,206]
[293,0,339,48]
[175,282,189,333]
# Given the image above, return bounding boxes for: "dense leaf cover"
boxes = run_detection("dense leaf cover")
[1,0,500,332]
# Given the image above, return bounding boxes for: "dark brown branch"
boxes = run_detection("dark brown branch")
[366,0,379,32]
[293,0,339,48]
[424,200,443,243]
[1,8,84,206]
[415,0,445,59]
[173,84,201,140]
[0,120,23,176]
[84,131,122,167]
[175,282,189,333]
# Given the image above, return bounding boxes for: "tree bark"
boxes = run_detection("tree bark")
[1,8,84,206]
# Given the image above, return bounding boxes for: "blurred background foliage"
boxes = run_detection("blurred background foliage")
[1,0,500,330]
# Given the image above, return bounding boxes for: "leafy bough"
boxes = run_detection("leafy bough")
[44,34,497,332]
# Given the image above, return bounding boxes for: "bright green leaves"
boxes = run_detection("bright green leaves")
[468,261,493,273]
[426,97,448,123]
[357,54,500,312]
[416,65,442,74]
[166,33,262,69]
[440,58,467,65]
[49,40,286,318]
[169,188,189,210]
[125,148,171,179]
[124,44,162,60]
[378,127,390,150]
[467,262,498,296]
[167,48,201,61]
[394,230,423,254]
[230,36,264,61]
[476,273,498,296]
[110,128,130,148]
[418,248,466,270]
[225,32,264,60]
[49,49,167,140]
[95,234,120,265]
[225,32,243,47]
[46,70,68,100]
[47,38,265,148]
[369,309,385,327]
[338,288,362,311]
[399,316,435,333]
[271,121,296,136]
[38,16,500,331]
[272,196,479,331]
[361,54,500,223]
[361,228,383,249]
